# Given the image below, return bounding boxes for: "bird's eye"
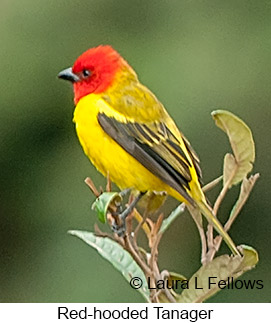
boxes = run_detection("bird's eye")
[82,69,91,78]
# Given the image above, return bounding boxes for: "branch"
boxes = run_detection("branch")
[208,174,259,261]
[202,175,223,193]
[206,163,238,255]
[85,177,101,197]
[187,205,207,264]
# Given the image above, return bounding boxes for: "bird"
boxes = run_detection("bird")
[58,45,239,255]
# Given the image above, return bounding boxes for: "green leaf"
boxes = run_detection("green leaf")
[212,110,255,187]
[158,272,188,302]
[223,153,237,186]
[176,246,259,303]
[68,230,150,301]
[91,192,121,223]
[167,272,188,289]
[238,245,259,271]
[159,203,185,234]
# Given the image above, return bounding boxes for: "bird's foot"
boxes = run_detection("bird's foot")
[111,219,126,237]
[111,204,136,237]
[110,191,145,237]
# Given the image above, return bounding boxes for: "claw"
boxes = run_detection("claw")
[110,191,146,237]
[111,218,126,237]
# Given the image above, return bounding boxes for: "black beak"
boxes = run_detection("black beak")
[58,67,80,83]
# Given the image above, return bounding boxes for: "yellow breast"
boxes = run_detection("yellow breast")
[73,94,175,195]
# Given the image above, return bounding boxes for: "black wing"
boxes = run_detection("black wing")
[98,113,202,206]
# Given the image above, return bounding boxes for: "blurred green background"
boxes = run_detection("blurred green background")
[1,0,270,302]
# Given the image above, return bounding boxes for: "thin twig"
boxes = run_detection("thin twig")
[106,172,112,192]
[198,223,208,265]
[148,231,163,303]
[149,234,162,271]
[208,174,259,261]
[134,206,150,241]
[187,205,208,264]
[85,177,101,197]
[202,175,223,193]
[159,271,177,303]
[150,289,162,303]
[206,164,238,256]
[133,209,151,237]
[224,173,260,231]
[123,234,152,277]
[93,223,112,238]
[149,232,163,300]
[213,165,238,216]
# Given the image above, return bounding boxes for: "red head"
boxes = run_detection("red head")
[58,45,125,104]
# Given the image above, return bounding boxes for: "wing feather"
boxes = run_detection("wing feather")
[97,113,203,206]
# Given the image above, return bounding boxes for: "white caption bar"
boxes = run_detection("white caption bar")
[0,303,268,323]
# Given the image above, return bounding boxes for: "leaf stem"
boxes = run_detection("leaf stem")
[202,175,223,193]
[187,205,207,264]
[206,163,238,258]
[123,234,152,277]
[213,164,238,216]
[208,174,259,261]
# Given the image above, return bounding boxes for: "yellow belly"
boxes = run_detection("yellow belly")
[73,93,181,199]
